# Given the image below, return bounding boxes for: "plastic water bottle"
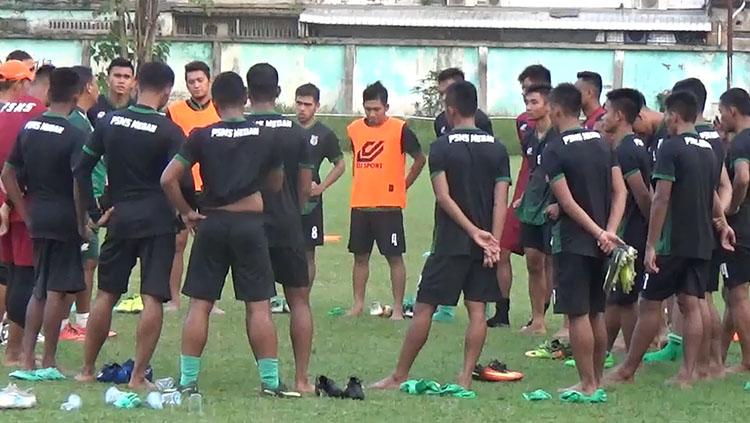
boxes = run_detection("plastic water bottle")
[155,377,175,392]
[105,386,126,405]
[162,390,182,407]
[145,392,164,410]
[60,394,82,411]
[187,393,202,415]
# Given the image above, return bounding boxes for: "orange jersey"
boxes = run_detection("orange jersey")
[347,117,407,209]
[166,99,220,191]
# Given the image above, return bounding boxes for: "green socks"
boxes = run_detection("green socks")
[258,358,280,390]
[179,354,201,387]
[643,333,683,363]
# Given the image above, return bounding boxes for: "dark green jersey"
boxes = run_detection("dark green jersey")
[68,108,106,199]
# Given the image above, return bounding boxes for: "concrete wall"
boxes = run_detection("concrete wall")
[1,38,745,116]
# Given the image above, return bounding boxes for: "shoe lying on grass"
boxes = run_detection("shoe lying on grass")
[472,360,524,382]
[525,339,572,360]
[0,384,37,409]
[261,382,301,398]
[315,375,345,398]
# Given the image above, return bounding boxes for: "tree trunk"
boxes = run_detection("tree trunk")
[135,0,161,65]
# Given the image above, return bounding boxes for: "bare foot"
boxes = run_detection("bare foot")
[390,312,404,321]
[456,373,473,390]
[666,373,695,389]
[347,308,363,317]
[211,305,226,316]
[370,374,406,390]
[726,364,750,374]
[128,378,157,391]
[295,382,316,394]
[3,355,22,367]
[601,367,635,387]
[75,371,96,383]
[553,327,570,340]
[557,382,582,393]
[708,364,726,380]
[520,324,546,336]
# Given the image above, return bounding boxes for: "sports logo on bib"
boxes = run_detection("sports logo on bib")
[310,135,318,146]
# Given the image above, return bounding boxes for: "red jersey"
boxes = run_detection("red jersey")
[584,106,606,131]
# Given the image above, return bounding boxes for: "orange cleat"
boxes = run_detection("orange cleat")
[473,360,524,382]
[59,323,86,342]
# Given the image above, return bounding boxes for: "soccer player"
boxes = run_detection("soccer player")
[0,60,48,366]
[161,71,296,396]
[74,62,189,389]
[432,67,493,322]
[605,91,732,388]
[717,87,750,372]
[347,81,426,321]
[295,83,345,285]
[1,68,87,372]
[434,68,493,136]
[542,83,625,398]
[514,83,556,335]
[576,71,606,131]
[166,61,221,313]
[87,57,135,124]
[59,66,103,342]
[489,64,551,329]
[245,63,314,393]
[599,88,652,353]
[372,80,510,390]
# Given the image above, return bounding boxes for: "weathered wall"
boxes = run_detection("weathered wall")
[0,38,744,117]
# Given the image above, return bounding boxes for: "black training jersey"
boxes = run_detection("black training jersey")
[7,112,86,241]
[246,113,312,247]
[542,127,616,258]
[428,127,511,257]
[75,105,188,239]
[301,121,343,214]
[616,134,652,249]
[177,118,284,209]
[516,127,558,226]
[653,132,717,259]
[696,123,726,182]
[727,128,750,248]
[434,109,494,137]
[87,94,135,126]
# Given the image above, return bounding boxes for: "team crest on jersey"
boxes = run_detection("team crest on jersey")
[310,135,318,146]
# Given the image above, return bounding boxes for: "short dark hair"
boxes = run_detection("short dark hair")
[524,83,552,98]
[606,88,643,124]
[295,83,320,103]
[185,61,210,79]
[33,64,56,84]
[245,63,279,103]
[211,72,247,109]
[47,68,80,104]
[70,66,94,93]
[363,81,388,105]
[107,57,134,75]
[5,50,31,62]
[720,87,750,116]
[665,91,698,123]
[437,68,465,83]
[136,61,175,92]
[445,80,478,118]
[577,71,603,97]
[549,83,582,117]
[518,65,551,85]
[636,90,648,109]
[672,78,707,113]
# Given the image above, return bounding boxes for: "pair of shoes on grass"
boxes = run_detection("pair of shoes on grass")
[315,375,365,400]
[114,295,144,314]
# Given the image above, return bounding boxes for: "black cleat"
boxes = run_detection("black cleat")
[262,382,301,398]
[487,315,510,328]
[343,376,365,400]
[315,375,345,398]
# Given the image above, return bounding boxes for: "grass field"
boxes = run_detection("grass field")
[1,156,749,422]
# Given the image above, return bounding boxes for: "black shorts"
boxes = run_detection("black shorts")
[183,211,276,302]
[98,233,175,302]
[348,209,406,257]
[416,255,500,306]
[5,265,33,327]
[723,246,750,290]
[607,249,646,306]
[520,223,551,254]
[302,203,324,249]
[707,249,724,293]
[32,239,85,300]
[641,256,709,301]
[269,246,309,288]
[553,253,606,316]
[0,262,7,286]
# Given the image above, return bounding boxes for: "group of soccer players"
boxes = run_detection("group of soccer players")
[0,47,750,400]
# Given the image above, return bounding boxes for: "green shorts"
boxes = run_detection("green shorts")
[82,228,100,261]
